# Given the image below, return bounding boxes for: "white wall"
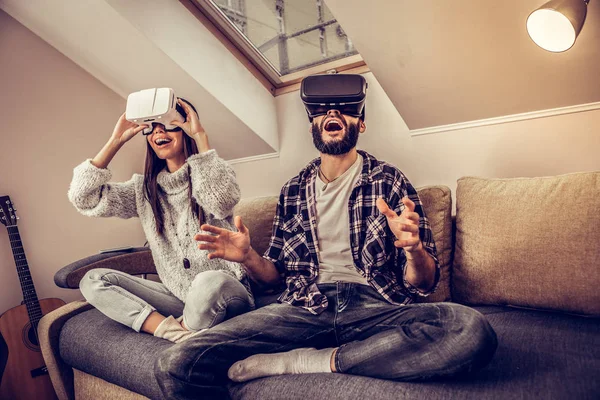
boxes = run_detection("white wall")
[0,10,146,314]
[105,0,279,152]
[0,0,277,161]
[232,72,600,204]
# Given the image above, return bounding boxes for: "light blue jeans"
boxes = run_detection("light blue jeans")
[79,268,254,332]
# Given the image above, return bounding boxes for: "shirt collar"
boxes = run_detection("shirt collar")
[299,149,382,186]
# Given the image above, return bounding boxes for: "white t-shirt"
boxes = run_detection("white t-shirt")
[315,154,368,285]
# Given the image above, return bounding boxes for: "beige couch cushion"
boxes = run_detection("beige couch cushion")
[414,186,453,303]
[453,172,600,316]
[235,196,279,257]
[235,186,453,302]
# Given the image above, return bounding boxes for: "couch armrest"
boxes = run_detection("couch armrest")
[54,248,156,289]
[38,301,94,400]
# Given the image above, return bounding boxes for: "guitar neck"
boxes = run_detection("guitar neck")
[6,226,42,328]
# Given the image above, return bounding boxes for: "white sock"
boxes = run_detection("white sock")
[153,316,207,343]
[228,347,336,382]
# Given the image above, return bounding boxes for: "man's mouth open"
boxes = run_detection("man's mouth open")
[324,119,344,134]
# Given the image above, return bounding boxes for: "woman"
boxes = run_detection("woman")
[68,98,253,343]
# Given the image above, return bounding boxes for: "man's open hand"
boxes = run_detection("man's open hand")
[194,216,250,262]
[376,196,422,253]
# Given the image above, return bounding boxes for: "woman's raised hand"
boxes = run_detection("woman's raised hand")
[170,99,206,140]
[111,112,148,145]
[91,113,148,169]
[171,99,210,153]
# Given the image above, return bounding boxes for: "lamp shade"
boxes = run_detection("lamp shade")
[527,0,588,52]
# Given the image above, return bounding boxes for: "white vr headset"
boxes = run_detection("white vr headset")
[125,88,185,135]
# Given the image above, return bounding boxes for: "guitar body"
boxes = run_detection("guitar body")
[0,298,65,400]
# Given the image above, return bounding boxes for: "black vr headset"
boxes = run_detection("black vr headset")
[300,74,367,122]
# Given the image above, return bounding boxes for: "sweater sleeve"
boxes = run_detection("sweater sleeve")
[187,150,241,220]
[67,159,139,219]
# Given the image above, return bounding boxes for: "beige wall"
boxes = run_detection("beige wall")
[0,10,146,314]
[232,72,600,205]
[324,0,600,129]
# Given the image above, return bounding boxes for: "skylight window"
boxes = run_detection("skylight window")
[187,0,365,94]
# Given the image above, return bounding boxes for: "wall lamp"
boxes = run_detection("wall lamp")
[527,0,590,52]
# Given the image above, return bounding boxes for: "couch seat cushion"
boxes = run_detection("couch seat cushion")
[60,305,599,400]
[60,308,172,399]
[230,306,600,400]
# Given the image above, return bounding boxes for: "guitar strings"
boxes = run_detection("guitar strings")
[6,226,43,322]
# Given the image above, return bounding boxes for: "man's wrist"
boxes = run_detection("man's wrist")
[404,241,424,260]
[403,242,436,292]
[242,245,255,266]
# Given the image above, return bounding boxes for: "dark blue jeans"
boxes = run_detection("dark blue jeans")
[155,283,497,399]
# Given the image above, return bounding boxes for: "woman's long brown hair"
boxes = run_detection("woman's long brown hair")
[143,98,200,235]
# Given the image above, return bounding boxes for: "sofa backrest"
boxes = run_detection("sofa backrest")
[234,196,279,257]
[414,186,453,303]
[234,185,454,303]
[453,172,600,316]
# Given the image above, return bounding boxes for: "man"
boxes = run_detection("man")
[155,74,497,399]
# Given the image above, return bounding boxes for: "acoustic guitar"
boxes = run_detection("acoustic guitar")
[0,196,65,400]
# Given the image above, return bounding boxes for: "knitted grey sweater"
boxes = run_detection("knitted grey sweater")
[68,149,245,301]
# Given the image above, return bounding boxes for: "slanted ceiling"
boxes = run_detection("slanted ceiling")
[0,0,278,161]
[326,0,600,130]
[3,0,599,136]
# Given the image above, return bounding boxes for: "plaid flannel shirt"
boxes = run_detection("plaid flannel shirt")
[263,150,440,314]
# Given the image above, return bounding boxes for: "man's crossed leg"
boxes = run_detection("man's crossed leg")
[155,283,497,400]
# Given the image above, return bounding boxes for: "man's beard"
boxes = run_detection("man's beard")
[311,119,360,155]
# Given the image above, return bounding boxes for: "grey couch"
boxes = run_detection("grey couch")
[39,174,600,400]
